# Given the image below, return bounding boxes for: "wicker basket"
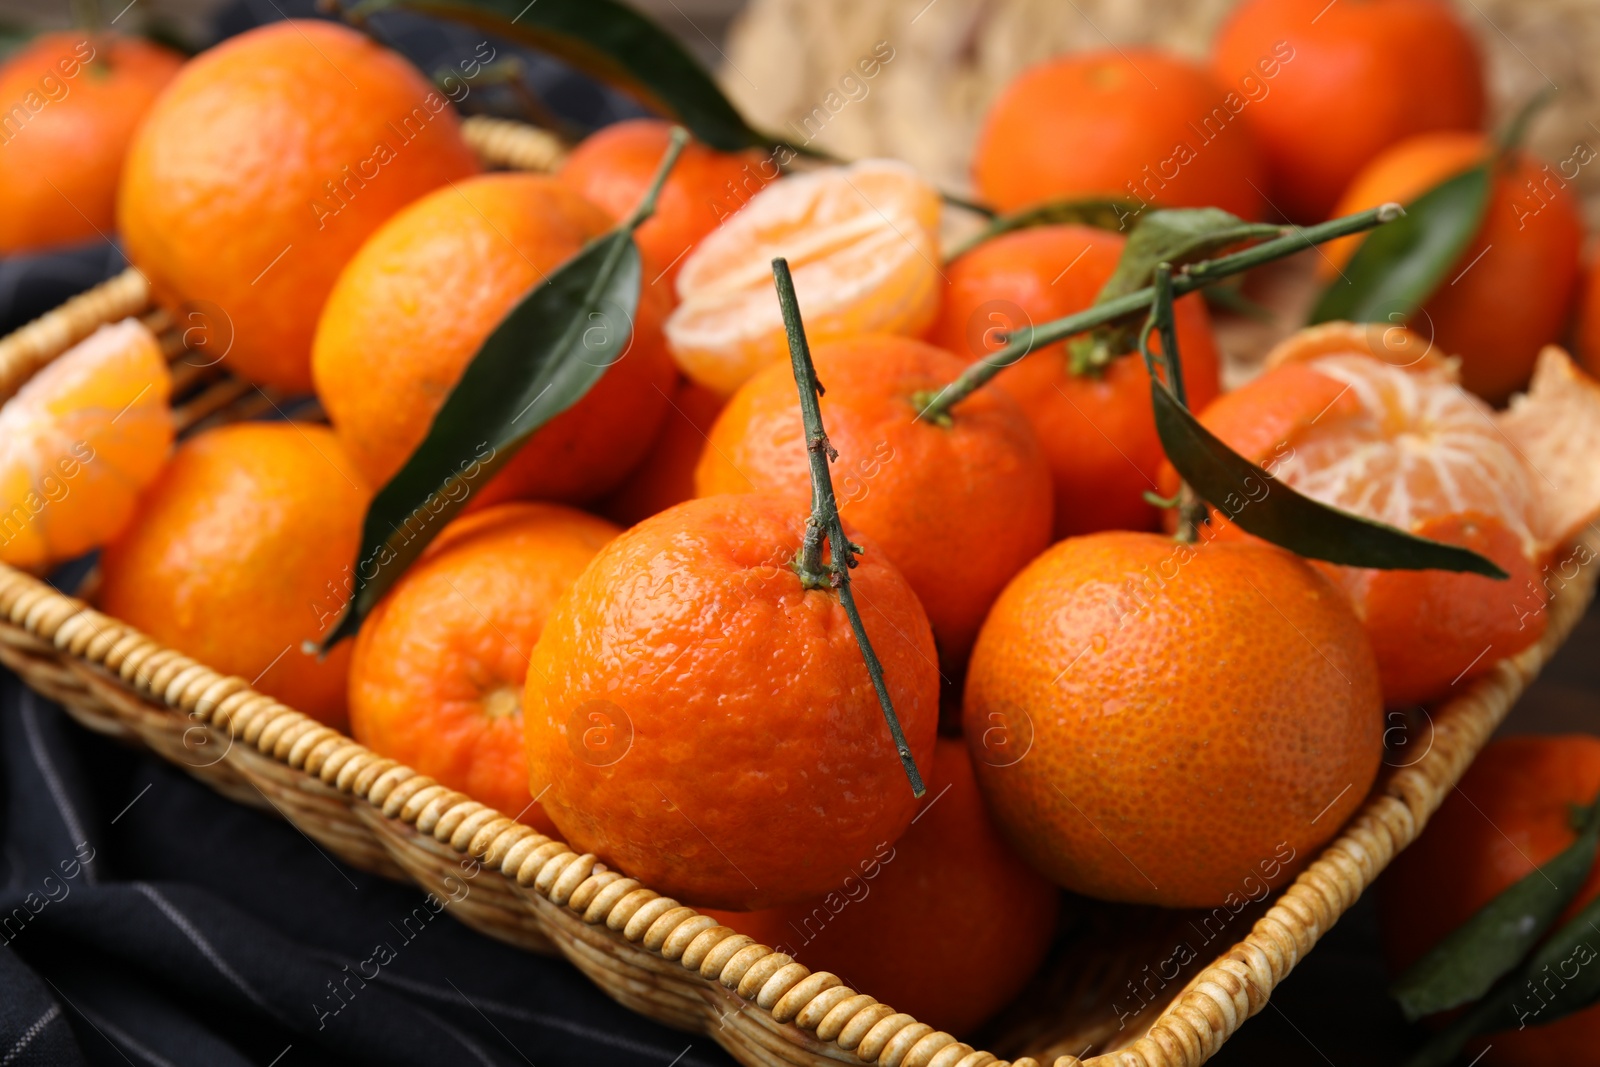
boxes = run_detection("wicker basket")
[1,115,1594,1067]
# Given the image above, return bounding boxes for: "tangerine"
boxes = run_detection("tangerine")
[1211,0,1485,222]
[695,335,1052,667]
[666,160,942,396]
[1323,132,1583,404]
[349,502,619,832]
[972,49,1266,221]
[926,224,1221,539]
[964,530,1382,907]
[98,422,370,728]
[704,737,1060,1037]
[0,31,182,255]
[0,319,171,568]
[1380,734,1600,1067]
[524,492,939,910]
[312,171,674,503]
[601,377,723,527]
[118,20,481,392]
[558,118,769,296]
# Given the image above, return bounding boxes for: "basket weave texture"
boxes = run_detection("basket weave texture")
[1,116,1594,1067]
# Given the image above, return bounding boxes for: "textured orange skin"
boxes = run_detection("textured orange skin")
[1323,133,1583,404]
[704,738,1059,1037]
[1163,356,1547,706]
[312,172,674,503]
[524,493,939,910]
[601,377,724,527]
[0,32,181,255]
[927,226,1221,539]
[98,423,370,728]
[696,337,1052,666]
[1380,736,1600,1067]
[557,119,768,298]
[973,49,1266,220]
[1212,0,1485,223]
[964,532,1382,907]
[118,20,481,392]
[349,503,619,833]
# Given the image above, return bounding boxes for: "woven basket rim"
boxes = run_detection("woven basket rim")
[1,116,1594,1067]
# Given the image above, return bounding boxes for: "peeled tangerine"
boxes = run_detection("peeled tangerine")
[664,160,942,396]
[1182,322,1600,707]
[0,319,172,568]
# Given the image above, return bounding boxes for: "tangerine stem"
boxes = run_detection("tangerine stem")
[772,257,926,798]
[1138,264,1206,542]
[623,126,690,232]
[917,202,1405,420]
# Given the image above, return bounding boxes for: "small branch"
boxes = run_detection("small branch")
[623,126,690,232]
[1138,264,1207,542]
[772,258,926,798]
[917,202,1404,421]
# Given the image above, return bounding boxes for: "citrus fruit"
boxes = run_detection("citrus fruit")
[1167,323,1600,705]
[524,492,939,910]
[98,422,371,728]
[312,171,674,503]
[665,159,942,397]
[558,118,769,296]
[1211,0,1485,222]
[965,530,1382,907]
[600,377,723,527]
[972,48,1266,221]
[0,319,171,568]
[349,502,619,832]
[1501,346,1600,552]
[926,224,1222,539]
[704,737,1060,1037]
[695,335,1052,667]
[1322,132,1583,404]
[0,31,182,255]
[118,20,481,392]
[1380,735,1600,1067]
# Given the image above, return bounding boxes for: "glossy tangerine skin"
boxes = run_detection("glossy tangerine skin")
[0,31,182,255]
[602,377,725,527]
[349,503,620,832]
[928,226,1221,540]
[118,20,481,392]
[695,336,1053,668]
[1380,735,1600,1067]
[704,738,1060,1037]
[964,531,1382,907]
[1324,132,1583,405]
[313,172,675,504]
[558,118,769,298]
[973,48,1266,220]
[524,493,940,911]
[1212,0,1485,222]
[98,423,370,728]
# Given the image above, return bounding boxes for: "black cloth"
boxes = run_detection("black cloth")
[0,671,737,1067]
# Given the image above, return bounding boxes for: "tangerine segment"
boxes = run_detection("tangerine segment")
[0,319,172,567]
[964,532,1382,908]
[666,160,942,396]
[1500,346,1600,550]
[350,503,620,833]
[524,493,939,911]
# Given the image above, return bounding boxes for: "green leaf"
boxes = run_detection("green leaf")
[1097,208,1282,302]
[945,196,1139,260]
[1309,164,1492,325]
[349,0,767,151]
[1393,798,1600,1020]
[319,228,644,650]
[1150,384,1507,576]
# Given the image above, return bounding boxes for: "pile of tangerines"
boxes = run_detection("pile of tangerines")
[6,0,1600,1055]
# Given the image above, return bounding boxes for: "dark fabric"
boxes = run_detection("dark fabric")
[0,671,734,1067]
